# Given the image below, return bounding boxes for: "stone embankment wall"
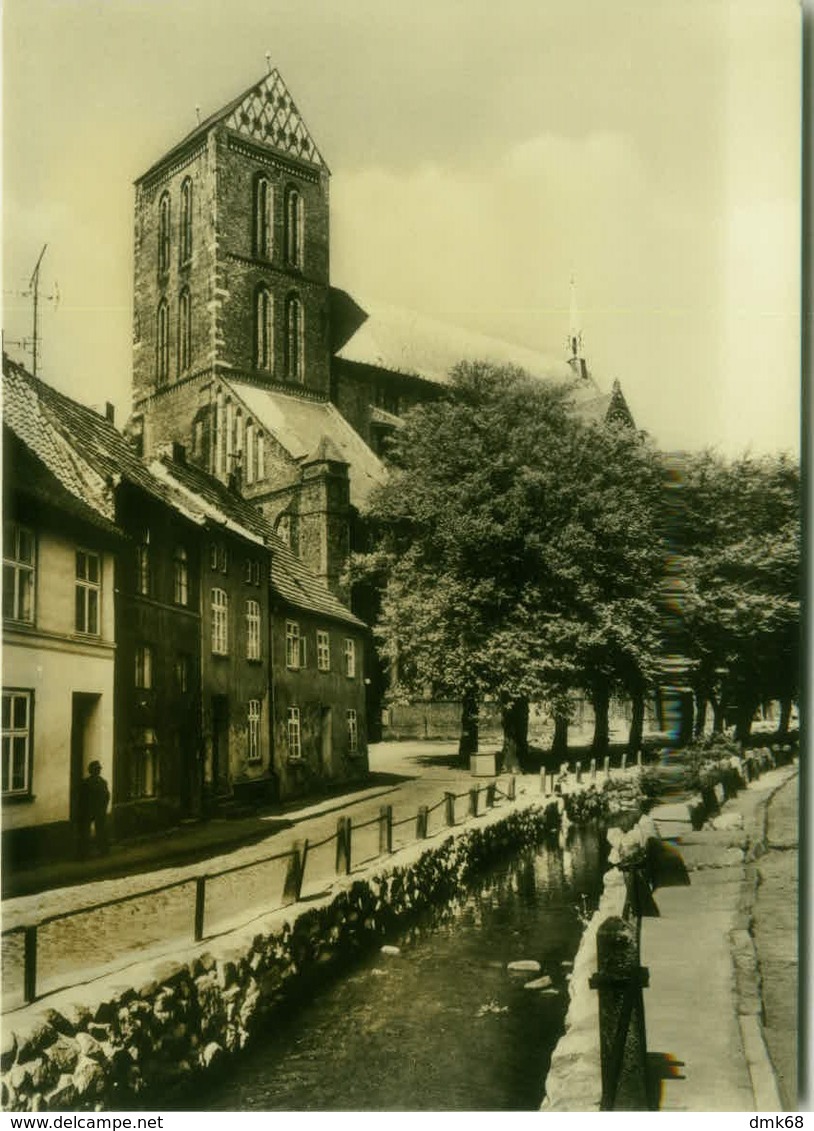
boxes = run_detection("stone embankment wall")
[2,801,562,1112]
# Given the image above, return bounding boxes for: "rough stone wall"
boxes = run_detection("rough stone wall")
[1,804,560,1112]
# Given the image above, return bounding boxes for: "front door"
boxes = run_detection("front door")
[320,706,332,775]
[211,696,229,793]
[70,693,99,820]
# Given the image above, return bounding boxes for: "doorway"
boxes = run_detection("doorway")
[70,693,100,821]
[320,706,332,775]
[211,695,229,792]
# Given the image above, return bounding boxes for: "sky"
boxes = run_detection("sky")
[2,0,802,456]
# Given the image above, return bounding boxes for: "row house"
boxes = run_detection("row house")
[3,355,368,861]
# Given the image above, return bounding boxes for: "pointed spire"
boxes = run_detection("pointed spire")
[566,275,588,380]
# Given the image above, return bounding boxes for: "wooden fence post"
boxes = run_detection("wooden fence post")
[469,787,479,818]
[590,758,597,782]
[636,750,643,769]
[589,916,651,1110]
[486,783,496,808]
[621,752,628,773]
[444,792,456,826]
[604,755,611,781]
[576,761,583,785]
[416,805,429,839]
[193,876,207,941]
[507,775,516,801]
[23,925,37,1005]
[283,840,309,902]
[379,806,393,854]
[540,768,547,794]
[336,817,352,875]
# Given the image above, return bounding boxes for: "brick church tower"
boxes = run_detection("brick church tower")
[129,66,360,598]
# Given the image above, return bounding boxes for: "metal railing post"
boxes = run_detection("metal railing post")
[444,792,456,826]
[416,805,429,839]
[193,876,207,942]
[23,925,37,1005]
[336,817,351,874]
[283,840,309,902]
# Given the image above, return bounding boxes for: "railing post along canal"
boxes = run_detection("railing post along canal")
[335,817,352,875]
[379,806,393,855]
[621,752,628,772]
[604,756,610,781]
[486,782,496,808]
[194,875,207,941]
[416,805,429,839]
[283,840,309,902]
[24,925,38,1005]
[507,775,516,801]
[590,758,597,782]
[444,792,456,826]
[469,787,479,818]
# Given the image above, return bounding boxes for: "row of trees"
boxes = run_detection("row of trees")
[353,362,800,764]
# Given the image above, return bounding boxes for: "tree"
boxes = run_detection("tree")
[681,451,800,742]
[356,360,666,765]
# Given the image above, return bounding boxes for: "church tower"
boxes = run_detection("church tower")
[130,65,332,475]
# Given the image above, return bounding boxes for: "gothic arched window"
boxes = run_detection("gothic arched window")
[156,300,169,386]
[158,192,171,274]
[285,294,304,382]
[285,187,304,268]
[255,286,274,372]
[178,288,191,375]
[245,420,255,485]
[254,175,273,259]
[180,178,193,265]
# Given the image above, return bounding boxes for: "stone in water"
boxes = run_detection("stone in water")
[380,945,401,957]
[507,960,541,973]
[523,975,553,990]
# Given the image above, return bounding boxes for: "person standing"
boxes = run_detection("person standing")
[78,760,110,858]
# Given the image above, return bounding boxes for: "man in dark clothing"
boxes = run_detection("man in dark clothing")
[78,760,110,859]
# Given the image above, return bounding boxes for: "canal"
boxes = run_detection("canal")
[194,826,605,1112]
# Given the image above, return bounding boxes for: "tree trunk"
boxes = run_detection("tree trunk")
[734,700,755,745]
[777,697,792,737]
[501,698,529,773]
[591,680,610,757]
[457,687,479,764]
[551,713,569,759]
[693,693,708,738]
[627,691,645,755]
[711,696,726,734]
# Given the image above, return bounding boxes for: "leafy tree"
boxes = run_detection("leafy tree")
[680,451,800,741]
[356,360,665,765]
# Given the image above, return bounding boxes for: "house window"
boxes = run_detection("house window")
[135,644,153,689]
[256,432,265,481]
[211,588,229,655]
[3,522,35,623]
[174,546,189,605]
[175,654,190,694]
[246,599,261,660]
[317,630,330,672]
[156,300,169,386]
[285,295,304,382]
[2,691,32,796]
[254,176,274,258]
[285,187,304,267]
[75,550,101,635]
[244,558,262,586]
[344,638,356,678]
[286,620,307,669]
[245,421,255,485]
[178,288,191,374]
[180,177,193,265]
[287,706,302,760]
[136,531,151,596]
[247,699,261,762]
[347,709,358,755]
[255,287,274,371]
[131,730,158,799]
[210,542,228,573]
[158,192,170,274]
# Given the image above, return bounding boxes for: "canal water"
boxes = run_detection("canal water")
[195,826,605,1112]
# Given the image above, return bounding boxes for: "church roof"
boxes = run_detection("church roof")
[136,68,326,185]
[334,300,576,387]
[230,382,386,509]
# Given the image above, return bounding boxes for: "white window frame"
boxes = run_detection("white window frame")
[75,549,101,636]
[178,287,192,374]
[131,740,158,800]
[135,644,153,690]
[255,287,274,372]
[175,654,189,694]
[285,620,301,669]
[344,638,356,679]
[158,192,171,274]
[286,188,304,268]
[2,690,32,796]
[247,699,262,762]
[174,546,189,606]
[347,708,358,755]
[3,522,35,623]
[317,630,331,672]
[255,176,274,259]
[211,587,229,655]
[287,705,302,761]
[246,599,261,660]
[180,177,193,265]
[136,531,151,597]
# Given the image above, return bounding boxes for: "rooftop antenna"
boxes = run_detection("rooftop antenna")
[265,51,272,74]
[4,246,59,375]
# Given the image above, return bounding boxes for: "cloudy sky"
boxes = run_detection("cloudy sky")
[3,0,801,455]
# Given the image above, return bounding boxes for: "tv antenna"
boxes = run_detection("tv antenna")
[3,245,60,375]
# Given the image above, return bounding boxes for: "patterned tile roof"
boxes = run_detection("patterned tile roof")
[137,68,326,185]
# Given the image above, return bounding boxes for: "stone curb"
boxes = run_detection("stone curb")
[728,766,797,1111]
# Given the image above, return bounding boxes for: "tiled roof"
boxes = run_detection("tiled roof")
[231,382,386,509]
[156,456,364,628]
[136,68,326,185]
